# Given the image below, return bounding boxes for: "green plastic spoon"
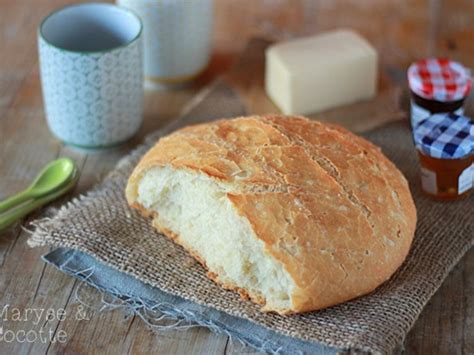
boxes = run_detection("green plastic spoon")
[0,169,79,230]
[0,157,76,214]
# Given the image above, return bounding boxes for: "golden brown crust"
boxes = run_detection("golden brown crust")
[126,115,417,313]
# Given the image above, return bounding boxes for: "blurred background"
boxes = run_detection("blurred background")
[1,0,473,145]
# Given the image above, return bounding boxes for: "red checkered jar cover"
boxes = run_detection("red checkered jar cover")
[408,58,472,102]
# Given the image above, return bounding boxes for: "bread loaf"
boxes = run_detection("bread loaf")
[126,115,417,314]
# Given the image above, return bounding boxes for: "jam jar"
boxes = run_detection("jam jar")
[408,58,472,128]
[413,113,473,201]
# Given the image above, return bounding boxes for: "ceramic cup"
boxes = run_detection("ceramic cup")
[117,0,213,85]
[38,3,143,148]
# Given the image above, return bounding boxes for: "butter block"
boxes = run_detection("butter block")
[265,29,378,115]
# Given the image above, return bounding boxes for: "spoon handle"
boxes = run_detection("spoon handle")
[0,190,32,214]
[0,177,77,230]
[0,199,45,231]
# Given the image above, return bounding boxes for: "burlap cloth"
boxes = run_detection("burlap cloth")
[29,80,473,354]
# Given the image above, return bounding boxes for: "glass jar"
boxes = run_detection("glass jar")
[413,113,473,201]
[408,58,471,128]
[418,151,473,200]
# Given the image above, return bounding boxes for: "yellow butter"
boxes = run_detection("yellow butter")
[265,29,378,115]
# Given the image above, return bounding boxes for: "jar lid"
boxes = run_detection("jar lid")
[414,113,474,159]
[408,58,472,102]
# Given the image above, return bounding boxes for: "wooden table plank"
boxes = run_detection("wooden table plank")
[0,142,88,354]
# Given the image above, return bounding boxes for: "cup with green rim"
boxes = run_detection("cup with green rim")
[38,3,144,149]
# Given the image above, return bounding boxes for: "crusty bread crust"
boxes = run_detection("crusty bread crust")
[126,115,417,314]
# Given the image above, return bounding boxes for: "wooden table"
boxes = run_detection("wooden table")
[0,0,472,353]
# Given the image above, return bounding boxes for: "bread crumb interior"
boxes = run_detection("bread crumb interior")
[136,166,296,312]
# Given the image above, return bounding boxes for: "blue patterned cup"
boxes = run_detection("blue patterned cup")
[38,3,143,148]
